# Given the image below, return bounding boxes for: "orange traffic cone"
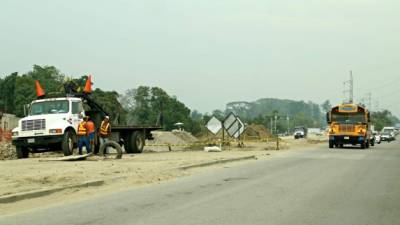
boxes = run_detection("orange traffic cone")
[83,75,92,93]
[35,80,46,98]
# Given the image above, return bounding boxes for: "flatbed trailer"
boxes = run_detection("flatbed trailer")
[12,77,162,158]
[108,125,161,153]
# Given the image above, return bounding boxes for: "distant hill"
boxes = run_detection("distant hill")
[224,98,325,132]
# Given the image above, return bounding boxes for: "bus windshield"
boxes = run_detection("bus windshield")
[331,112,366,124]
[30,100,69,115]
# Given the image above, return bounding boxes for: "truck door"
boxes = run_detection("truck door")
[71,101,84,132]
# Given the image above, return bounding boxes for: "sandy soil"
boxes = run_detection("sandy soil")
[0,139,325,215]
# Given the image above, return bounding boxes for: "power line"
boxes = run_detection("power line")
[358,77,400,92]
[375,88,400,99]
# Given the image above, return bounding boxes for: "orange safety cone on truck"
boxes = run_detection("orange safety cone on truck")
[83,75,92,93]
[35,80,45,98]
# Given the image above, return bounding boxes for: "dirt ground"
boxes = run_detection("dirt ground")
[0,138,325,215]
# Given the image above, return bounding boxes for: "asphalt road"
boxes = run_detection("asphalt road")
[2,141,400,225]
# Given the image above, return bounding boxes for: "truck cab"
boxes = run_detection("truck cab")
[12,97,84,158]
[294,126,307,139]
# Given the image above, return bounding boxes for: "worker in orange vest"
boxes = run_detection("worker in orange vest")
[99,116,111,154]
[77,116,91,155]
[86,118,96,152]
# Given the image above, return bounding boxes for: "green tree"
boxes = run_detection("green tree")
[0,72,18,113]
[321,100,332,113]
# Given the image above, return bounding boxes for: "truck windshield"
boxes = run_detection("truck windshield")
[30,100,69,115]
[331,112,366,124]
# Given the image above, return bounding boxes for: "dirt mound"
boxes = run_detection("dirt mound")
[243,124,271,139]
[172,131,198,143]
[148,131,187,145]
[145,131,199,152]
[0,141,16,160]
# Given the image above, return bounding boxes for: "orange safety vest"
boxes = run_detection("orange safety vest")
[77,121,87,136]
[87,121,95,134]
[100,121,110,136]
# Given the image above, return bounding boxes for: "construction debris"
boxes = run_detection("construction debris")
[38,153,92,162]
[0,141,16,160]
[204,146,222,152]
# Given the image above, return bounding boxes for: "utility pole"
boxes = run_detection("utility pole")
[366,92,372,111]
[270,117,273,135]
[286,116,290,135]
[374,100,380,112]
[343,71,354,103]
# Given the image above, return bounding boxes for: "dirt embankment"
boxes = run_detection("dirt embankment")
[0,133,326,215]
[0,141,16,160]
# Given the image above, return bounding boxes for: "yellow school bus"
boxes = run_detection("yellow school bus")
[327,103,373,149]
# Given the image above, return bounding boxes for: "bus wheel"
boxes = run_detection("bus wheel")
[360,142,366,149]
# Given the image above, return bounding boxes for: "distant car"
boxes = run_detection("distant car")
[373,132,381,144]
[294,126,307,139]
[382,127,396,137]
[381,132,395,142]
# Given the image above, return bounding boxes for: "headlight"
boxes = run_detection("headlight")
[49,129,63,134]
[12,131,19,137]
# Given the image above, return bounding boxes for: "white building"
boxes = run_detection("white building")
[0,113,19,131]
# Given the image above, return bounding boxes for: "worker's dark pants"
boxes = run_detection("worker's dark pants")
[78,136,91,154]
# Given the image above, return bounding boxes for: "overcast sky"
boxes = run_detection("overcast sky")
[1,0,399,116]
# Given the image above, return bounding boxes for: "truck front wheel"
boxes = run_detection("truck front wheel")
[16,146,29,159]
[62,130,74,156]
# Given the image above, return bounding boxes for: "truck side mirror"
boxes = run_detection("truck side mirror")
[78,112,84,119]
[23,104,30,116]
[326,112,331,124]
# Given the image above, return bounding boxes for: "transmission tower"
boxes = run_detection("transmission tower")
[343,71,354,103]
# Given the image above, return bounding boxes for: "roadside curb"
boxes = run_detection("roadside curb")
[0,155,257,204]
[179,155,257,170]
[0,180,104,204]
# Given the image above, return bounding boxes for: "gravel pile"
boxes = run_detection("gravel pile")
[0,141,16,160]
[145,131,198,152]
[172,131,198,143]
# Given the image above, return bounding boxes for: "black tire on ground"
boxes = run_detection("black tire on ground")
[125,131,145,154]
[99,140,123,159]
[16,146,29,159]
[360,142,366,149]
[62,130,74,156]
[366,140,370,149]
[329,142,334,148]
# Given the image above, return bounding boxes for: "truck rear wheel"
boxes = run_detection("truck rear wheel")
[125,131,145,153]
[62,130,74,156]
[360,142,366,149]
[16,146,29,159]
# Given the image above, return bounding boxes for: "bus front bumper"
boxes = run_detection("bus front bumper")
[329,135,365,145]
